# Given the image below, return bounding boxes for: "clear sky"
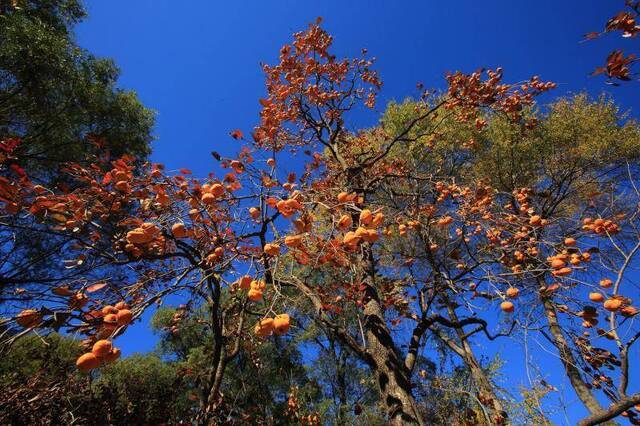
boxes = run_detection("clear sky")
[75,1,639,424]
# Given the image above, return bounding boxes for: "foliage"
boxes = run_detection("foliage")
[0,333,194,424]
[1,16,640,426]
[93,354,194,424]
[0,0,154,172]
[0,0,155,302]
[585,1,640,83]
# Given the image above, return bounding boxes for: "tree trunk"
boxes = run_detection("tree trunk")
[363,284,425,425]
[541,297,604,415]
[290,274,422,424]
[197,278,227,425]
[464,348,506,425]
[196,344,227,425]
[445,302,507,425]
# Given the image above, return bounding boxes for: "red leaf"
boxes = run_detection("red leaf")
[230,129,243,140]
[102,172,113,185]
[583,31,601,40]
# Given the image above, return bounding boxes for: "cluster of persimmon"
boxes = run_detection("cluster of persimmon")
[445,68,556,126]
[586,278,638,318]
[232,275,267,302]
[256,189,387,270]
[13,142,303,320]
[1,152,228,361]
[341,207,384,250]
[547,252,577,278]
[344,180,506,312]
[438,185,625,321]
[167,304,188,335]
[229,275,294,336]
[274,194,304,218]
[329,196,382,253]
[73,301,133,370]
[15,285,132,339]
[125,222,165,257]
[582,216,622,235]
[488,186,640,325]
[441,187,541,316]
[254,314,290,338]
[499,288,520,313]
[76,339,121,372]
[547,250,638,326]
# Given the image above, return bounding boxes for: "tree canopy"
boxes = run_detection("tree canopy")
[0,0,154,173]
[0,0,154,304]
[1,6,640,426]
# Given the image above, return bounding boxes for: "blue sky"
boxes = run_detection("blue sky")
[76,0,639,174]
[75,1,639,423]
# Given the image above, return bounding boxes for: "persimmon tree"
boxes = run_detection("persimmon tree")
[246,20,557,426]
[0,135,290,423]
[378,94,640,424]
[2,19,640,426]
[457,94,640,425]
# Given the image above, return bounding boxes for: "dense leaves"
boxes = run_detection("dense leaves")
[0,0,154,172]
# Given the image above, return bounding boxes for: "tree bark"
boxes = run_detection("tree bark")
[292,273,424,424]
[541,296,605,415]
[362,284,425,425]
[578,392,640,426]
[196,336,227,425]
[196,274,230,425]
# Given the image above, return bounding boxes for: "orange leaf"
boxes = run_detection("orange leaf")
[87,282,108,293]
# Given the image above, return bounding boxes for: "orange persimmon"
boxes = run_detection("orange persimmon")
[500,301,514,313]
[264,243,280,256]
[603,298,622,312]
[92,339,112,357]
[273,314,291,335]
[76,353,100,372]
[255,318,274,337]
[588,293,604,303]
[172,223,187,238]
[116,309,133,326]
[506,287,519,299]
